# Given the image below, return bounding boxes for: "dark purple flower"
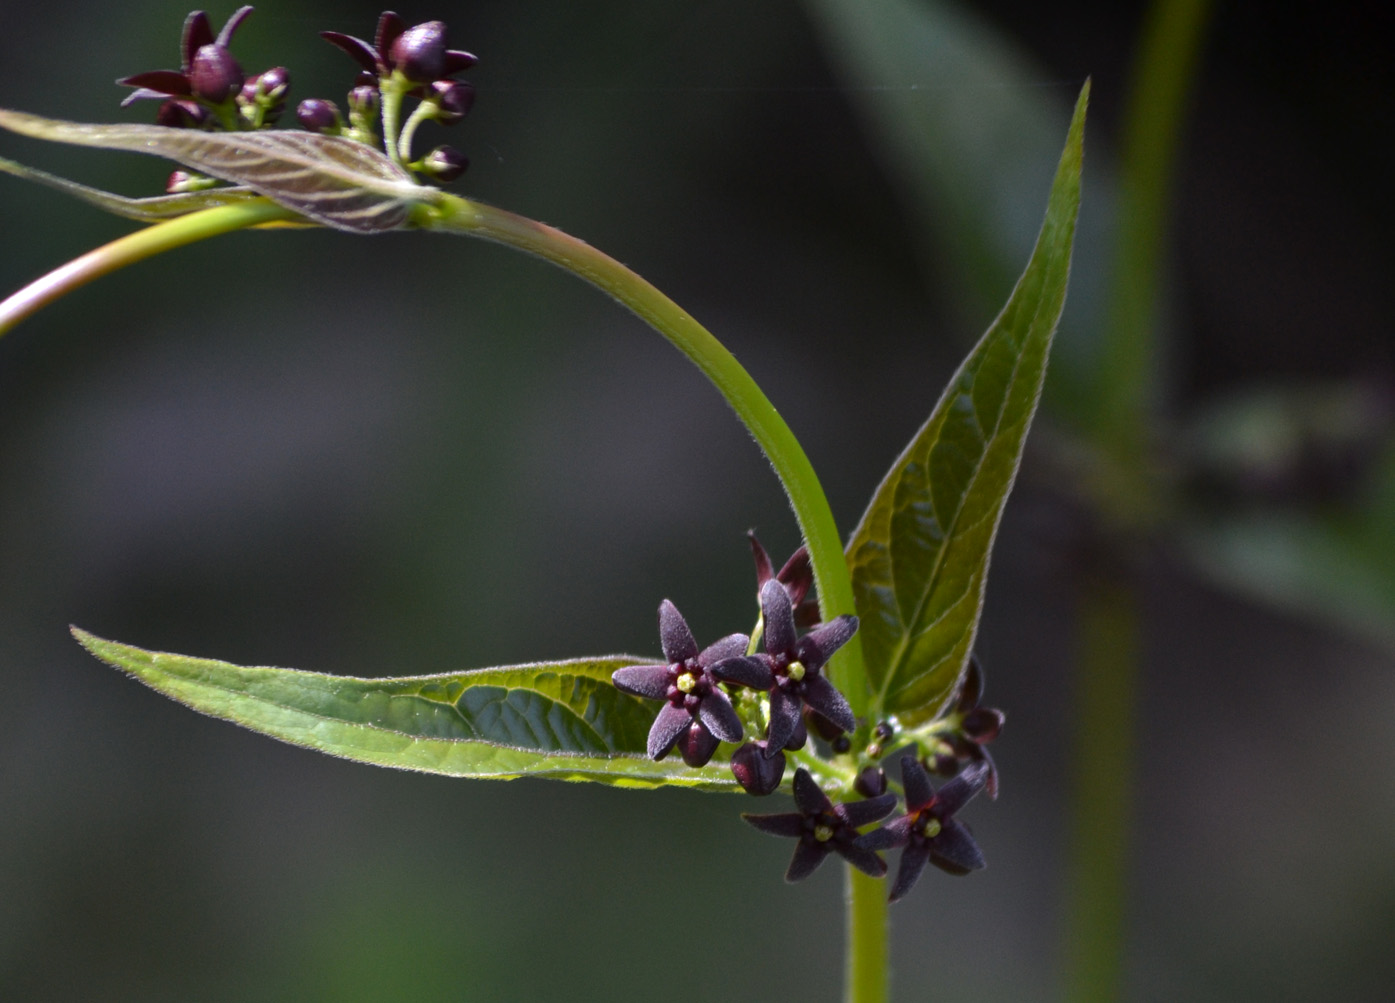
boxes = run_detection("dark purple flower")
[927,655,1005,799]
[750,578,857,756]
[119,7,254,109]
[321,11,476,83]
[743,768,896,881]
[748,530,818,628]
[420,145,469,182]
[611,600,770,766]
[858,757,988,902]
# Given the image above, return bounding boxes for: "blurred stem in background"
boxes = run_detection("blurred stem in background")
[1066,0,1212,999]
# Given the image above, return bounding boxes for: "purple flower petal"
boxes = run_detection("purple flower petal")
[741,811,805,838]
[931,818,986,872]
[697,692,743,745]
[748,530,775,587]
[835,843,887,878]
[698,632,750,667]
[658,599,698,663]
[708,655,773,691]
[791,768,833,816]
[118,71,192,97]
[839,793,898,829]
[855,816,913,852]
[611,664,670,700]
[216,5,255,49]
[888,843,931,902]
[935,761,989,818]
[765,686,802,755]
[776,546,813,608]
[182,11,214,71]
[320,31,383,74]
[800,675,855,734]
[785,839,829,882]
[760,579,797,655]
[957,654,985,711]
[444,49,479,74]
[796,614,858,670]
[374,11,407,60]
[647,703,691,760]
[901,755,935,811]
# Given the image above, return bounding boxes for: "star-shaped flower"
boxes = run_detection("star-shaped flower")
[927,655,1005,799]
[119,7,254,108]
[320,11,477,85]
[742,768,897,881]
[858,756,988,902]
[744,578,857,755]
[611,600,770,766]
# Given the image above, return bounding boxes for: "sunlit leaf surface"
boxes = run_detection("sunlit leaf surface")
[75,629,737,789]
[846,84,1087,720]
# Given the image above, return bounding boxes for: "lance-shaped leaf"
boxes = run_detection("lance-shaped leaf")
[0,109,431,232]
[846,82,1087,720]
[74,629,738,790]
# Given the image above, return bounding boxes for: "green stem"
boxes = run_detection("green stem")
[1063,567,1138,1002]
[0,198,295,339]
[846,867,889,1003]
[417,194,869,707]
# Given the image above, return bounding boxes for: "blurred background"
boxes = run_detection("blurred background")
[1,1,1392,999]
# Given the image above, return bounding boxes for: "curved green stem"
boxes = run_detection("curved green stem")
[0,198,295,339]
[416,194,869,706]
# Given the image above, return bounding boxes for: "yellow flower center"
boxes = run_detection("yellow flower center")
[787,660,807,682]
[921,816,942,839]
[676,672,697,693]
[814,823,834,843]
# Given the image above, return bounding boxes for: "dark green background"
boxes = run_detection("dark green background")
[2,1,1391,999]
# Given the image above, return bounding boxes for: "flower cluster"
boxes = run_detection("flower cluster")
[613,534,1003,901]
[117,7,477,188]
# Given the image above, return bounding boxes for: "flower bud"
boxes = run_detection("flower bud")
[389,21,448,82]
[677,722,720,769]
[420,145,468,182]
[962,706,1005,743]
[854,766,887,799]
[731,741,786,796]
[166,169,212,193]
[349,83,380,117]
[430,79,475,124]
[296,98,342,133]
[189,43,245,104]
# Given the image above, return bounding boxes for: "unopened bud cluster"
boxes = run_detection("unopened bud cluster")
[612,534,1006,901]
[116,7,476,190]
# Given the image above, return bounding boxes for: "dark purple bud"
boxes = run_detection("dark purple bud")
[929,752,959,777]
[155,98,209,129]
[731,741,785,796]
[189,43,245,103]
[677,721,720,768]
[832,735,852,754]
[444,49,478,74]
[166,169,200,193]
[296,97,341,133]
[874,721,895,743]
[430,79,475,124]
[854,766,887,799]
[255,66,290,101]
[962,707,1005,743]
[389,21,448,82]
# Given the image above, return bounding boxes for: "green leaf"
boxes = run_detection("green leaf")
[0,153,266,222]
[73,629,737,790]
[846,83,1088,720]
[0,109,431,232]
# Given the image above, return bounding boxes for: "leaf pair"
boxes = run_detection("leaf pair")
[49,84,1086,789]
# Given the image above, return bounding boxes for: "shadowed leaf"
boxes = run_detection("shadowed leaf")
[74,629,738,790]
[0,109,431,232]
[846,83,1087,720]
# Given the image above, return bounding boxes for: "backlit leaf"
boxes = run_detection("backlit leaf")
[74,629,738,790]
[846,83,1087,720]
[0,109,430,232]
